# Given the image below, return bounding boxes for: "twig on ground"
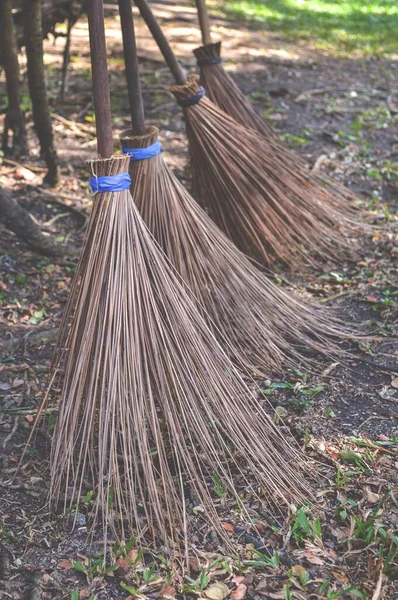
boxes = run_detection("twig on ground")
[52,112,95,136]
[295,87,355,103]
[320,291,354,304]
[3,158,47,173]
[2,417,19,449]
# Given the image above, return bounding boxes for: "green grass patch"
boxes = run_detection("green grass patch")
[213,0,398,56]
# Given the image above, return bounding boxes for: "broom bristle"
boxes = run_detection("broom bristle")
[194,42,359,210]
[170,74,361,268]
[121,125,354,375]
[50,154,311,554]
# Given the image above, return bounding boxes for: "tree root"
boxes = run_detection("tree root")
[0,187,72,256]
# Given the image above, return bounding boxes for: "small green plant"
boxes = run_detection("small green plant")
[212,473,226,498]
[249,90,272,107]
[319,582,367,599]
[290,506,322,545]
[15,273,27,286]
[29,307,46,325]
[0,519,12,542]
[280,132,308,147]
[244,548,281,569]
[121,582,139,595]
[261,374,323,414]
[182,569,210,593]
[72,556,117,581]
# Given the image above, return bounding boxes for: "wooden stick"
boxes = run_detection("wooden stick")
[133,0,187,85]
[87,0,113,157]
[195,0,212,46]
[118,0,145,135]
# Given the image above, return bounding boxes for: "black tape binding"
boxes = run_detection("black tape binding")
[197,56,223,67]
[177,86,206,107]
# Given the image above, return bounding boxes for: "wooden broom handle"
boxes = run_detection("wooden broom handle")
[87,0,113,157]
[195,0,212,46]
[118,0,145,135]
[132,0,187,85]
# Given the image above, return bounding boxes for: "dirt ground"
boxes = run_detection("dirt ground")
[0,2,397,599]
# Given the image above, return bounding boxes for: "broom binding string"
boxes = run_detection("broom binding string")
[197,55,222,67]
[122,141,163,160]
[89,172,131,192]
[176,86,206,107]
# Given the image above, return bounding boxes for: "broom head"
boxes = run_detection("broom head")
[170,74,361,268]
[49,153,312,556]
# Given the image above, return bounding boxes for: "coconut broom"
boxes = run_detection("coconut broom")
[192,0,357,209]
[49,0,312,556]
[133,0,360,268]
[118,0,352,376]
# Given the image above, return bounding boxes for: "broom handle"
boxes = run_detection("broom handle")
[195,0,212,46]
[118,0,145,134]
[132,0,187,85]
[87,0,113,157]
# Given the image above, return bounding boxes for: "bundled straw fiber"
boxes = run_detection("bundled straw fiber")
[50,154,310,551]
[121,125,351,375]
[194,41,276,140]
[193,41,357,208]
[171,75,356,267]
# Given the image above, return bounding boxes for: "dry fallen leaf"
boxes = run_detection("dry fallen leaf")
[161,585,176,600]
[203,582,230,600]
[232,576,246,586]
[331,570,349,585]
[371,570,383,600]
[391,377,398,389]
[291,565,308,579]
[366,487,380,504]
[222,523,234,532]
[58,560,73,569]
[303,551,324,565]
[115,556,130,575]
[15,166,36,181]
[230,584,247,600]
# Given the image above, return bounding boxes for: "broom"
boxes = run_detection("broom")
[118,0,352,376]
[192,0,358,209]
[132,0,360,268]
[49,0,312,556]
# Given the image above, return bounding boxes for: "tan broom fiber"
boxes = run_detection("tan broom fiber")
[193,40,357,208]
[133,0,361,268]
[50,153,311,552]
[48,0,313,556]
[194,41,277,141]
[172,74,360,267]
[121,125,353,375]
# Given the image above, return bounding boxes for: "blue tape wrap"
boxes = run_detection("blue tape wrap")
[197,56,222,67]
[89,172,131,193]
[122,141,163,161]
[177,86,206,107]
